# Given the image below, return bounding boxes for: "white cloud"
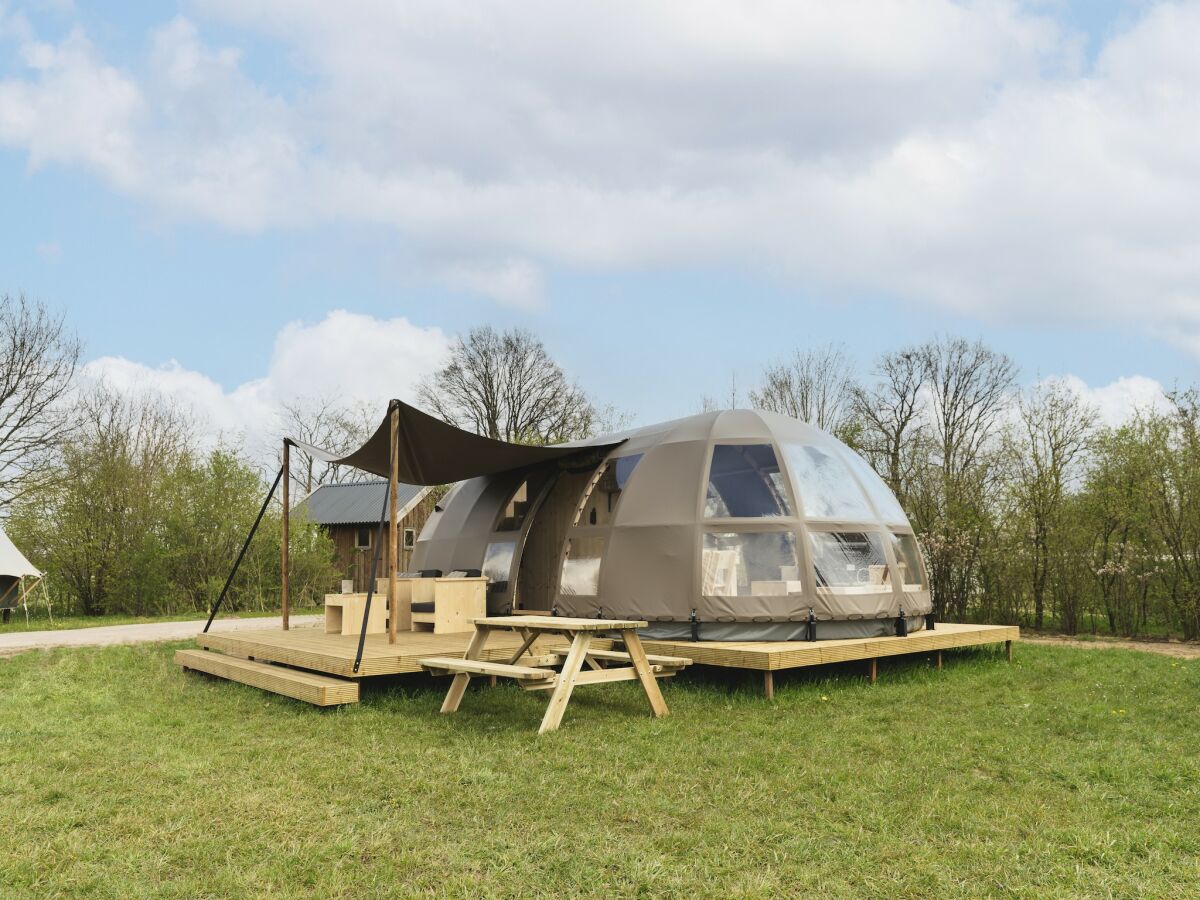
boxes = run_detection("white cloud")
[82,310,452,456]
[1,3,1200,347]
[1052,373,1173,427]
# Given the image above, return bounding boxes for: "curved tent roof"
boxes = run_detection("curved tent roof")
[290,400,622,485]
[0,527,40,578]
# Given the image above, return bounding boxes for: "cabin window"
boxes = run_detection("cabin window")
[354,527,372,549]
[482,541,517,594]
[782,443,873,521]
[809,531,890,591]
[888,532,927,591]
[704,444,792,518]
[701,532,801,597]
[495,480,532,532]
[839,449,910,524]
[560,536,605,596]
[403,527,416,550]
[573,454,644,527]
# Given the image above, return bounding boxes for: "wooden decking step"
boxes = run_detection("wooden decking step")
[418,656,556,681]
[175,649,360,706]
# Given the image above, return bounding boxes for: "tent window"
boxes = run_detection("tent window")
[702,532,801,597]
[403,528,416,550]
[839,449,910,525]
[810,531,889,591]
[482,541,517,595]
[704,444,792,518]
[354,527,372,549]
[573,454,644,527]
[560,536,605,596]
[889,532,927,591]
[495,481,532,532]
[782,443,873,521]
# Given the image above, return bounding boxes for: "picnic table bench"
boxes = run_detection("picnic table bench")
[420,615,691,734]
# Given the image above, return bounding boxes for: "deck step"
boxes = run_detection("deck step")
[175,649,360,706]
[418,656,556,681]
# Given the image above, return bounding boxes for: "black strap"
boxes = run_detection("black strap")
[689,609,699,642]
[203,466,284,633]
[806,608,817,642]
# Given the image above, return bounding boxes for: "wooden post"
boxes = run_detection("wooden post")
[1005,639,1013,662]
[868,658,877,684]
[936,650,943,671]
[388,405,400,644]
[281,439,290,631]
[764,670,774,700]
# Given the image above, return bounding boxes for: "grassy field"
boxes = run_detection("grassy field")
[0,642,1196,898]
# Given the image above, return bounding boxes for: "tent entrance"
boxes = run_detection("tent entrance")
[513,466,595,614]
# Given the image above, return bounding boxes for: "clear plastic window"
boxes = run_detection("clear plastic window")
[889,532,927,591]
[560,536,604,596]
[702,532,802,597]
[495,480,532,532]
[810,531,890,592]
[481,541,516,594]
[838,450,909,524]
[782,444,874,521]
[574,454,643,527]
[704,444,793,518]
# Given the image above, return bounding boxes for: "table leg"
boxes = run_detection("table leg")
[623,630,669,718]
[441,626,491,714]
[538,632,592,735]
[506,628,539,665]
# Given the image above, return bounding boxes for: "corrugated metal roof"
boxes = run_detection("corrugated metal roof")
[296,480,430,526]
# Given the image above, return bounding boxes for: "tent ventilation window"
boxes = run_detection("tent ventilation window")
[495,480,532,532]
[704,444,792,518]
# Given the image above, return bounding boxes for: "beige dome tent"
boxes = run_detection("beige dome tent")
[0,527,42,624]
[411,409,932,641]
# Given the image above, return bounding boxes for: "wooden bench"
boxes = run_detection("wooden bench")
[419,657,556,683]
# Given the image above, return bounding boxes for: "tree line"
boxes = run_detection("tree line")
[0,295,1195,637]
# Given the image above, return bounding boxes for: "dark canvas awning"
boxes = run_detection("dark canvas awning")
[290,401,620,485]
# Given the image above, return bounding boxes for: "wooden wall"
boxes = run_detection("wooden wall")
[326,493,438,592]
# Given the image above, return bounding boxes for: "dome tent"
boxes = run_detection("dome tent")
[413,409,932,642]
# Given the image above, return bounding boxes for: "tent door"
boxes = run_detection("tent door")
[513,466,596,614]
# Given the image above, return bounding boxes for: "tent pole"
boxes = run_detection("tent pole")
[281,439,290,632]
[388,403,400,643]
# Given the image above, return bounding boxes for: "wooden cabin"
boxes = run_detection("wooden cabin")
[298,481,436,591]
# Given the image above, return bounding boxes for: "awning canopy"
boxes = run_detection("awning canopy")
[290,401,621,485]
[0,528,40,578]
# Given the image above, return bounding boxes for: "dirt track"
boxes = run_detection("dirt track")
[1022,634,1200,660]
[0,615,322,659]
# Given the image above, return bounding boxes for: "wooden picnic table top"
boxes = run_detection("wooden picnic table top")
[472,615,648,633]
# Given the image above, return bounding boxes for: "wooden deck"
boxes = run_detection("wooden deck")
[195,625,603,678]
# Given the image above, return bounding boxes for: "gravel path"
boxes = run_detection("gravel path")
[0,615,322,658]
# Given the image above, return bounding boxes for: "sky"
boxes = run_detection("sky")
[1,0,1197,453]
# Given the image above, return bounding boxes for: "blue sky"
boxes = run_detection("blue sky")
[1,0,1196,439]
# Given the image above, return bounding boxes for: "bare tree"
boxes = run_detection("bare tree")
[749,345,858,438]
[0,295,81,507]
[418,326,603,444]
[280,395,378,494]
[1008,379,1098,629]
[852,348,928,498]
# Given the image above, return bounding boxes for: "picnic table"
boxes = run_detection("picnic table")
[419,615,691,734]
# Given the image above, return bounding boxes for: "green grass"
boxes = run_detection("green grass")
[0,643,1197,898]
[0,606,321,634]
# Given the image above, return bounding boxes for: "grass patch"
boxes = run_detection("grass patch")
[0,643,1197,897]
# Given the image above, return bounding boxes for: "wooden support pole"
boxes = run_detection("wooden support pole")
[1005,639,1013,663]
[936,650,943,670]
[868,658,877,684]
[763,670,774,700]
[281,439,290,632]
[387,404,400,644]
